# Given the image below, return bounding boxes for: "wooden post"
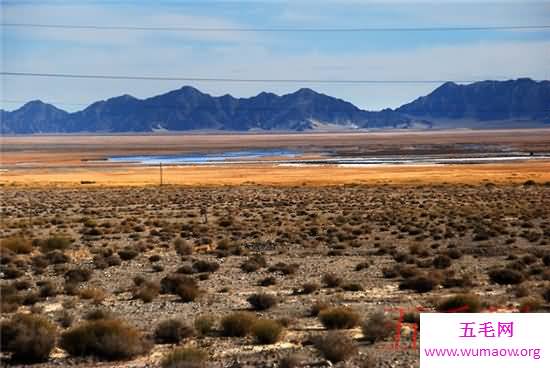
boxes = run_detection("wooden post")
[159,162,163,186]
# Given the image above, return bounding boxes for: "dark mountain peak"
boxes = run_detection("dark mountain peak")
[398,78,550,121]
[255,91,279,98]
[3,79,548,134]
[432,81,459,93]
[294,87,316,95]
[106,94,139,103]
[17,100,67,114]
[177,85,205,96]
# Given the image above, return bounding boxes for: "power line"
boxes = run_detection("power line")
[1,71,479,84]
[3,23,550,33]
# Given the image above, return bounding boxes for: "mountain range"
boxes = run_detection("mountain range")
[1,78,548,134]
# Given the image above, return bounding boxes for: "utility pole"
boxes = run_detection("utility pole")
[159,162,163,186]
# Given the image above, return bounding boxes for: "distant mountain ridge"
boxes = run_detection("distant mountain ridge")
[1,78,548,134]
[398,78,550,121]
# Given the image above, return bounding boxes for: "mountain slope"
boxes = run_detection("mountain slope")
[1,101,69,134]
[1,87,408,133]
[398,78,550,122]
[1,79,548,134]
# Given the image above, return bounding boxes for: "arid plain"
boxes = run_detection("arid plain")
[1,130,550,368]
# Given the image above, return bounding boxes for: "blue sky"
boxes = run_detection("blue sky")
[1,0,550,111]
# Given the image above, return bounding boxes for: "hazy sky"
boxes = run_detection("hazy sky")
[1,0,550,112]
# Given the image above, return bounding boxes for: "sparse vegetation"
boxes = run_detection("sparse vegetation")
[0,313,57,363]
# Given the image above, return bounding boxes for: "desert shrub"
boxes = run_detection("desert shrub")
[174,238,193,255]
[118,247,139,260]
[177,264,194,274]
[194,315,216,336]
[259,276,277,286]
[64,267,92,284]
[161,274,198,294]
[176,283,200,303]
[221,312,257,337]
[314,332,357,363]
[361,311,394,343]
[447,248,463,259]
[355,262,369,271]
[57,309,74,328]
[519,297,543,312]
[0,237,33,254]
[0,284,21,313]
[342,282,363,291]
[301,282,319,294]
[398,276,436,293]
[84,308,113,321]
[38,235,72,252]
[154,319,194,343]
[247,292,278,310]
[0,313,57,362]
[60,319,150,360]
[542,254,550,267]
[268,262,299,275]
[542,288,550,303]
[433,255,452,269]
[279,354,303,368]
[79,287,106,304]
[38,280,58,297]
[240,254,267,272]
[252,319,283,344]
[322,273,342,288]
[488,268,524,285]
[45,250,70,264]
[437,294,481,313]
[309,301,330,317]
[149,254,162,262]
[192,260,219,273]
[319,307,360,329]
[133,280,160,303]
[161,347,207,368]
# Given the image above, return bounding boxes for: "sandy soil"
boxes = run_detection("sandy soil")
[1,129,550,186]
[2,161,550,187]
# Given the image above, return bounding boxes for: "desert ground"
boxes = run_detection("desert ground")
[1,130,550,368]
[2,129,550,186]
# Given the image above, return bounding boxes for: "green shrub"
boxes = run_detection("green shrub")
[437,294,481,313]
[247,293,278,310]
[161,347,207,368]
[154,319,194,343]
[319,307,360,329]
[221,312,257,337]
[252,319,283,344]
[314,332,357,363]
[60,319,150,360]
[0,313,57,362]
